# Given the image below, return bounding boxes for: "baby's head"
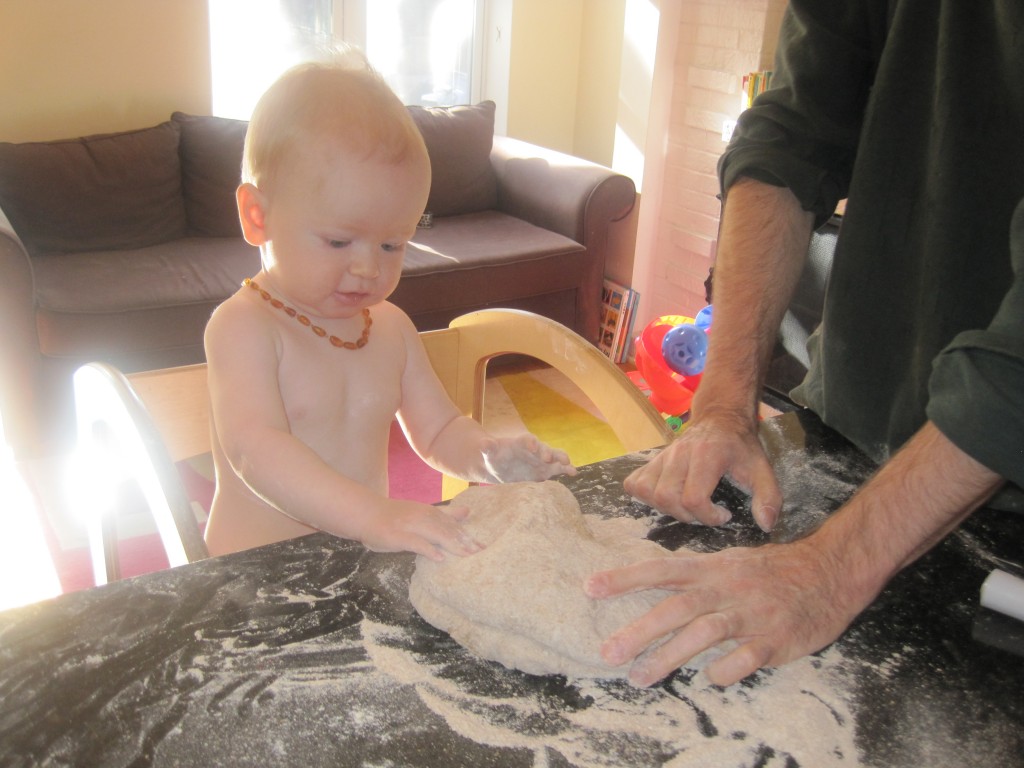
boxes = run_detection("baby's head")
[236,54,431,316]
[242,53,429,197]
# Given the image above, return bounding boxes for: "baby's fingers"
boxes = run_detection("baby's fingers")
[441,503,471,521]
[424,510,484,558]
[549,447,576,474]
[523,435,576,476]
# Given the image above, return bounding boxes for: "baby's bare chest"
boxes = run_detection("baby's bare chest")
[277,337,404,436]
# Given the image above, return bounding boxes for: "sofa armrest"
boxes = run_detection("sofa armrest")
[490,135,636,245]
[490,136,636,344]
[0,204,45,455]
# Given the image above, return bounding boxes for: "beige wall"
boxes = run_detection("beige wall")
[506,0,584,155]
[573,1,625,166]
[0,0,211,142]
[505,0,644,176]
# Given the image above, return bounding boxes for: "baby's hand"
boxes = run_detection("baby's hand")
[360,500,482,562]
[482,434,577,483]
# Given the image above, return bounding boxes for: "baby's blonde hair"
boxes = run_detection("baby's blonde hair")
[242,52,428,193]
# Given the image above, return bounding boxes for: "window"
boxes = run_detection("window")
[209,0,483,120]
[208,0,334,120]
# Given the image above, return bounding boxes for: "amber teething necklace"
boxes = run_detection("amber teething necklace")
[243,278,372,349]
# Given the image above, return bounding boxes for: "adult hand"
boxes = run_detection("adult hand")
[585,537,860,687]
[624,408,782,531]
[602,420,1004,687]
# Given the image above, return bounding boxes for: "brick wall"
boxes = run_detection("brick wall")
[632,0,786,328]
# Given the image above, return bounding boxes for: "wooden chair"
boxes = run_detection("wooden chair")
[73,362,211,586]
[73,309,672,583]
[435,309,673,497]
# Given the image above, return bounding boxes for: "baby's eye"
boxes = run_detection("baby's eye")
[327,239,350,249]
[380,242,405,253]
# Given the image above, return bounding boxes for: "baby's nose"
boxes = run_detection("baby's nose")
[349,250,379,278]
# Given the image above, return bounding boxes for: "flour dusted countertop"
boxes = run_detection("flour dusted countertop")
[1,411,1022,767]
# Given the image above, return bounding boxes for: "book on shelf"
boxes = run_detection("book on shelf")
[598,278,640,364]
[742,69,774,109]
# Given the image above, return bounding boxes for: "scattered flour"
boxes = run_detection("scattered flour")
[361,618,862,767]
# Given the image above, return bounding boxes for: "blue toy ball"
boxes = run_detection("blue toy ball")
[661,323,708,376]
[695,304,713,330]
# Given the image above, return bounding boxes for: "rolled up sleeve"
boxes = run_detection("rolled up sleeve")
[717,0,880,226]
[928,199,1024,487]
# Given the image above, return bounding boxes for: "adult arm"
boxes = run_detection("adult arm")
[927,197,1024,495]
[625,0,880,526]
[624,178,813,529]
[590,421,1004,687]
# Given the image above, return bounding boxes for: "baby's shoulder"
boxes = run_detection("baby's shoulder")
[372,301,420,338]
[212,285,273,324]
[205,286,276,350]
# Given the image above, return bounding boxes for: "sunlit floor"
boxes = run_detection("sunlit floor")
[0,439,62,612]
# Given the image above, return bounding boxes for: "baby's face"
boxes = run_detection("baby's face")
[257,144,430,319]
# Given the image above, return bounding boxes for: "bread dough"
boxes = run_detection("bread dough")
[408,481,672,679]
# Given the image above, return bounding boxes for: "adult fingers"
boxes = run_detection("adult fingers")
[598,588,719,669]
[625,443,732,525]
[624,448,702,523]
[623,446,676,502]
[704,638,774,687]
[748,454,783,532]
[585,555,698,599]
[628,611,736,687]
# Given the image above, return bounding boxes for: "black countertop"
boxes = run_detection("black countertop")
[1,410,1022,767]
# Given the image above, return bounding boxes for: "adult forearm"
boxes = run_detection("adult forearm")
[808,421,1004,607]
[598,421,1005,687]
[696,178,814,416]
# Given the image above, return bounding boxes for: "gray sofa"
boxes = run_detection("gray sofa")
[0,102,636,457]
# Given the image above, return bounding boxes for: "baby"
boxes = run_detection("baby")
[203,56,575,559]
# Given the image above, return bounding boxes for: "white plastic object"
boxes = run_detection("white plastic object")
[980,569,1024,623]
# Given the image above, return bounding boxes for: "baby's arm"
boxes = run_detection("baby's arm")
[396,319,576,483]
[205,297,478,559]
[358,498,481,561]
[481,433,575,482]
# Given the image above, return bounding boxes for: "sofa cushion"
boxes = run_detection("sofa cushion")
[0,122,188,255]
[32,237,260,360]
[391,211,589,334]
[172,112,248,237]
[32,237,260,314]
[402,210,583,274]
[407,101,498,217]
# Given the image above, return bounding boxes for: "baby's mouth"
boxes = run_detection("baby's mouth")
[334,290,371,306]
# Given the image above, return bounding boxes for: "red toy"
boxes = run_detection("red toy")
[629,307,712,418]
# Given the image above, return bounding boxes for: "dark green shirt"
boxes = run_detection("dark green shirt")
[719,0,1024,494]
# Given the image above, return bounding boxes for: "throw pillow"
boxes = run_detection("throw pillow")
[407,101,498,217]
[0,121,188,254]
[172,112,248,237]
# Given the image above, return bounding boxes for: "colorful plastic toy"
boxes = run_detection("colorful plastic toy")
[662,324,707,376]
[628,307,712,417]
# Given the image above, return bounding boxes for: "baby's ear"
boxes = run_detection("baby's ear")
[236,183,269,246]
